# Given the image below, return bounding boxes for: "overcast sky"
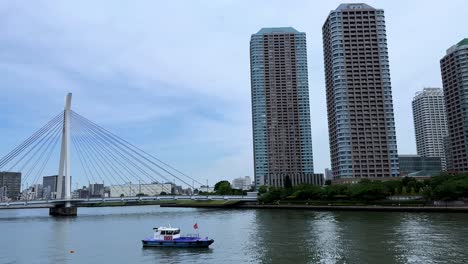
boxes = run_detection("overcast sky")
[0,0,467,187]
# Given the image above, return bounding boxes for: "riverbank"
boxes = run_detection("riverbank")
[81,199,240,208]
[160,202,468,212]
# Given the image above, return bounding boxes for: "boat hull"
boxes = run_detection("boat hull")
[142,237,214,248]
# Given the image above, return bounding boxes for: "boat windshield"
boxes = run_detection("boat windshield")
[160,230,180,235]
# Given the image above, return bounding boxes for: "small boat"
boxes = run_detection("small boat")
[142,226,214,248]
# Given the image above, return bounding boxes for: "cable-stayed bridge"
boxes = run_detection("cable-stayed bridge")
[0,93,256,216]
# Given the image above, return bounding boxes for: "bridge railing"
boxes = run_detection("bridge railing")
[0,195,258,207]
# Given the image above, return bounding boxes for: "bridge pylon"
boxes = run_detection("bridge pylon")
[51,93,76,216]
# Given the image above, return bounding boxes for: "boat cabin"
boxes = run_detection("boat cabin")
[153,226,181,240]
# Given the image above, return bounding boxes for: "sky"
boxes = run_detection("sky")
[0,0,467,187]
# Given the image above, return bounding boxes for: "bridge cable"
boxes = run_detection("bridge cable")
[0,112,63,169]
[72,116,171,195]
[72,117,165,196]
[71,111,199,189]
[7,118,63,173]
[21,122,63,185]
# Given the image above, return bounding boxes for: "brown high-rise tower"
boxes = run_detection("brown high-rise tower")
[322,3,399,179]
[250,27,317,188]
[440,39,468,172]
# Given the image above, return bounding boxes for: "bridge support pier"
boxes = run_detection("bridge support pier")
[49,207,77,217]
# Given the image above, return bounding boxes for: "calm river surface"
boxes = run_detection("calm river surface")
[1,206,468,264]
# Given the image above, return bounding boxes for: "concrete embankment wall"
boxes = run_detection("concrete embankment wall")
[160,203,468,212]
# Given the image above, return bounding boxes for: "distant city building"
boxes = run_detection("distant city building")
[0,172,21,200]
[26,184,43,200]
[109,183,172,197]
[250,27,315,188]
[232,176,252,190]
[198,185,215,193]
[399,155,443,177]
[324,168,333,181]
[42,175,71,199]
[440,38,468,172]
[89,183,104,198]
[412,88,448,170]
[322,3,399,179]
[263,173,324,186]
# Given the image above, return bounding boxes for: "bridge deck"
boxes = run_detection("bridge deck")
[0,195,258,210]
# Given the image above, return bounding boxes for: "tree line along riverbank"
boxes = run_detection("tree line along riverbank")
[257,173,468,206]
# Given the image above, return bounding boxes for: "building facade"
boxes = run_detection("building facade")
[440,39,468,172]
[250,27,315,188]
[398,155,442,177]
[322,3,399,179]
[324,168,333,181]
[89,183,104,198]
[0,172,21,200]
[412,88,448,170]
[42,175,70,199]
[109,183,172,197]
[232,176,252,190]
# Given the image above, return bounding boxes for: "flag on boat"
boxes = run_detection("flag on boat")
[194,223,198,229]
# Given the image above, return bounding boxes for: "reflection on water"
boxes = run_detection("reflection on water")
[309,212,343,264]
[1,207,468,263]
[392,213,468,264]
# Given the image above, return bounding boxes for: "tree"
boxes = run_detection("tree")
[325,180,332,186]
[214,180,230,191]
[410,187,416,196]
[349,181,386,201]
[418,187,424,195]
[120,194,124,197]
[160,192,167,196]
[217,182,232,195]
[394,187,399,195]
[401,187,407,195]
[258,185,267,194]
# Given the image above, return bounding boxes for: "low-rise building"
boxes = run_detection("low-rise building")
[109,183,172,197]
[232,176,252,190]
[198,185,215,193]
[399,155,442,177]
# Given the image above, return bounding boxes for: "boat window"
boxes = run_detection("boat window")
[174,230,180,235]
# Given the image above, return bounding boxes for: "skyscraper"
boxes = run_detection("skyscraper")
[250,27,314,188]
[412,88,448,169]
[440,39,468,172]
[322,3,399,179]
[0,172,21,200]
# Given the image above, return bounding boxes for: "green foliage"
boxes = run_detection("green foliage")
[160,192,167,195]
[260,187,284,204]
[322,184,349,200]
[258,185,267,194]
[383,180,402,195]
[431,174,468,201]
[348,181,386,201]
[214,180,230,191]
[257,174,468,204]
[136,193,147,196]
[401,187,407,195]
[120,194,124,197]
[324,180,332,186]
[217,182,232,195]
[290,184,322,200]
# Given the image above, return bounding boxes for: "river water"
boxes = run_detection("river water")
[1,206,467,264]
